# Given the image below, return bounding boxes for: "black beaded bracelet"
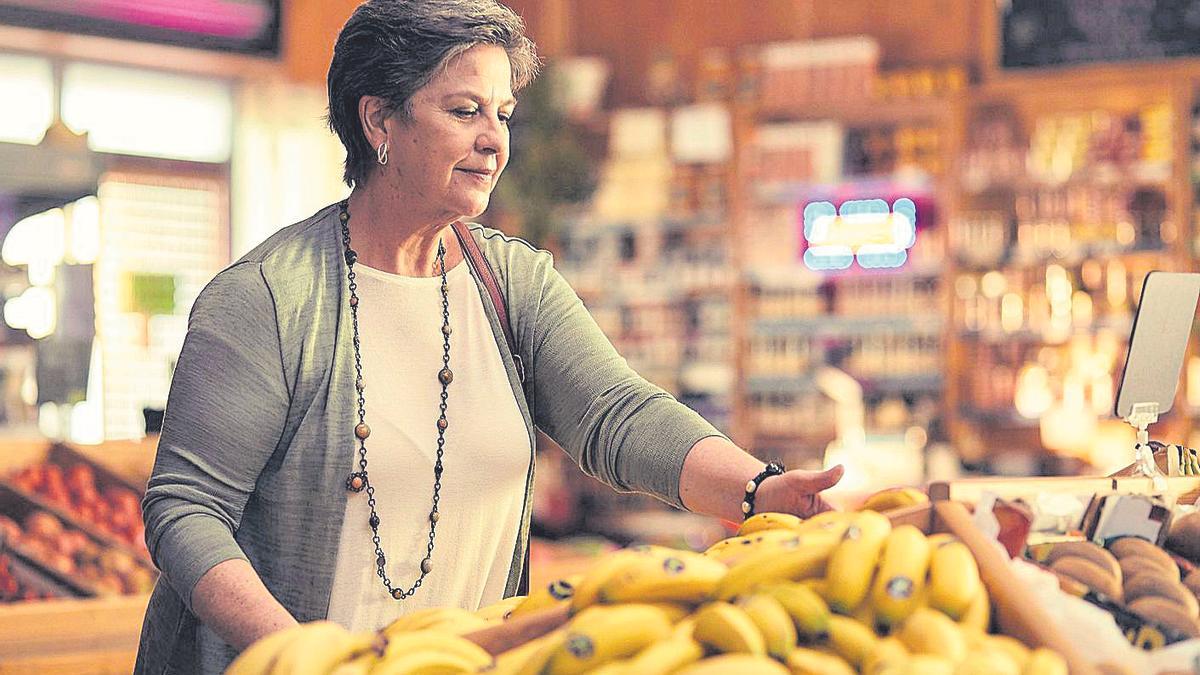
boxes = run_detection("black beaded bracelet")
[742,461,786,519]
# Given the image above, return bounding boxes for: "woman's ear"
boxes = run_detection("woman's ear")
[358,95,390,150]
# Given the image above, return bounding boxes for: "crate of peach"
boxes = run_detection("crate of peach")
[0,483,156,598]
[0,550,76,602]
[4,443,149,562]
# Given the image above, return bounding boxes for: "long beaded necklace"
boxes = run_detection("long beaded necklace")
[339,199,451,601]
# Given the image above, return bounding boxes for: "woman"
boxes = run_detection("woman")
[135,1,843,672]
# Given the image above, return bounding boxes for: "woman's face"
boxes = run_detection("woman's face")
[380,44,515,223]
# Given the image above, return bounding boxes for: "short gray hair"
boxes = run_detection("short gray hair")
[327,0,540,187]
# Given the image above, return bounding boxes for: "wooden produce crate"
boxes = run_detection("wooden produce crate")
[464,501,1098,674]
[0,483,157,598]
[0,593,149,674]
[1,441,152,563]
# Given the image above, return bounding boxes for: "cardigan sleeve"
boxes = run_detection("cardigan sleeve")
[528,255,726,509]
[141,262,291,611]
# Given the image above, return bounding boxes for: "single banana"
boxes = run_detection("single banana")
[858,487,928,513]
[796,510,854,533]
[508,575,579,618]
[823,511,893,614]
[738,512,803,536]
[268,622,357,675]
[786,647,856,675]
[826,615,879,669]
[705,529,809,566]
[957,585,990,633]
[473,595,525,622]
[371,650,481,675]
[870,525,931,632]
[760,582,831,643]
[896,607,966,663]
[927,539,980,621]
[1022,648,1068,675]
[624,637,704,675]
[382,607,483,636]
[861,636,909,675]
[956,649,1020,675]
[737,593,798,661]
[571,550,646,612]
[900,654,955,674]
[379,630,493,670]
[675,654,790,675]
[691,601,767,656]
[672,617,697,640]
[712,534,840,600]
[600,551,728,605]
[227,625,308,675]
[547,603,674,675]
[925,533,956,548]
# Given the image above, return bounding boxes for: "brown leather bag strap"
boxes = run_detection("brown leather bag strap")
[450,221,531,596]
[451,221,524,383]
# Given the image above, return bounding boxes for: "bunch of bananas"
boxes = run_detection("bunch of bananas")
[229,506,1069,674]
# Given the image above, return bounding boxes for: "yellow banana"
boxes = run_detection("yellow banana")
[691,601,767,656]
[600,551,728,605]
[823,511,892,614]
[738,512,803,535]
[328,651,380,675]
[676,654,790,675]
[379,630,493,670]
[268,622,357,675]
[474,595,525,622]
[896,607,966,663]
[870,525,931,632]
[858,487,928,513]
[985,635,1029,671]
[957,585,990,633]
[508,575,579,618]
[956,650,1020,675]
[382,607,483,636]
[796,510,854,533]
[624,637,704,674]
[547,603,674,675]
[737,593,798,661]
[704,529,808,566]
[570,549,647,612]
[1022,648,1068,675]
[926,533,956,548]
[712,534,839,600]
[371,650,482,675]
[786,647,856,675]
[927,540,980,621]
[862,636,909,675]
[826,615,878,669]
[672,617,697,640]
[227,625,308,675]
[760,582,831,642]
[900,654,955,674]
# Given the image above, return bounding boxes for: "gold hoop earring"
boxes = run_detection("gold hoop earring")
[376,141,389,166]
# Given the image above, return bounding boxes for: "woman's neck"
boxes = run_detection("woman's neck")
[345,183,464,277]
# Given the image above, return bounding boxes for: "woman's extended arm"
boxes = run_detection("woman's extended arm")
[678,435,843,522]
[191,559,298,651]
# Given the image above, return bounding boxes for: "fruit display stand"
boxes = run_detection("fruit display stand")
[447,501,1096,674]
[0,437,156,674]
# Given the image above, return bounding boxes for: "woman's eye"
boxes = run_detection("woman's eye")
[453,108,478,118]
[499,112,512,124]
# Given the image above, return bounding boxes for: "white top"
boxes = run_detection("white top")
[326,260,531,631]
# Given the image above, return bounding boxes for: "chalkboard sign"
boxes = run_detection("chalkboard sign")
[1002,0,1200,70]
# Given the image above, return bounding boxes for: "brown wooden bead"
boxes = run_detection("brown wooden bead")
[430,511,439,523]
[437,418,447,431]
[355,423,371,440]
[348,475,365,491]
[392,589,404,600]
[439,368,453,385]
[442,325,452,336]
[349,296,358,308]
[421,558,432,574]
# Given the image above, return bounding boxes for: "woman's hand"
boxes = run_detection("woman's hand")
[753,465,845,519]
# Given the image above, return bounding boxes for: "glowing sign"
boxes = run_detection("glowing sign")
[802,198,916,271]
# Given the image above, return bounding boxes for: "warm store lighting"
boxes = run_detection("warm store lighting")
[4,286,57,339]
